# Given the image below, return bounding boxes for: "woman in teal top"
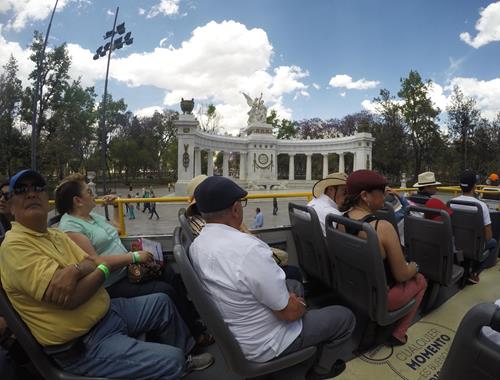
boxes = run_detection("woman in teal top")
[55,173,213,346]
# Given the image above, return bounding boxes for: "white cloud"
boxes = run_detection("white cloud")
[106,9,114,16]
[138,8,146,16]
[340,92,346,97]
[448,77,500,120]
[329,74,380,90]
[460,1,500,48]
[312,83,320,90]
[428,82,449,112]
[159,37,168,47]
[134,106,163,117]
[146,0,180,19]
[0,0,87,31]
[0,25,34,87]
[0,20,309,133]
[361,99,379,114]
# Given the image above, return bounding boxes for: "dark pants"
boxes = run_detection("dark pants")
[106,266,203,338]
[277,305,355,377]
[150,207,160,219]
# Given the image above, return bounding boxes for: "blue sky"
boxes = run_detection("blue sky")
[1,0,500,133]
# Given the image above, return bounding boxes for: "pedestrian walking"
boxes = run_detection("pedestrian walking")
[272,197,278,215]
[149,190,160,220]
[254,207,264,228]
[127,194,136,220]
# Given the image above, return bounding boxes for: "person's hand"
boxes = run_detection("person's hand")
[385,186,400,199]
[138,250,154,263]
[289,292,307,310]
[101,194,119,206]
[45,266,79,306]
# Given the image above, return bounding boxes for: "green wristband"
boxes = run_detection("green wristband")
[132,251,141,264]
[97,263,110,281]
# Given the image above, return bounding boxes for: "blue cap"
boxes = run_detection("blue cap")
[9,169,46,193]
[194,176,248,213]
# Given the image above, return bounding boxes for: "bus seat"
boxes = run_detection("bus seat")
[48,214,62,228]
[288,203,335,289]
[0,285,112,380]
[440,303,500,380]
[177,208,195,251]
[325,214,415,326]
[172,227,317,378]
[404,205,464,311]
[447,200,490,274]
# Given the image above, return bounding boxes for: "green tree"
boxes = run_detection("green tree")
[0,55,23,176]
[397,70,441,178]
[446,85,481,171]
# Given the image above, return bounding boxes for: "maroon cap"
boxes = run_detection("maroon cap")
[347,170,388,196]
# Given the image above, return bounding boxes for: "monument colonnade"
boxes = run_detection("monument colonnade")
[174,114,374,195]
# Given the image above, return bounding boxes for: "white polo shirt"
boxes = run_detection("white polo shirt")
[451,195,491,226]
[307,194,342,235]
[190,223,302,362]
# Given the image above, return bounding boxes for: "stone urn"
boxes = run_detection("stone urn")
[180,98,194,114]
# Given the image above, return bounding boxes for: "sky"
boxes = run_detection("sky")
[1,0,500,134]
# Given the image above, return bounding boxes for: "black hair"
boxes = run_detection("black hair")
[54,173,86,215]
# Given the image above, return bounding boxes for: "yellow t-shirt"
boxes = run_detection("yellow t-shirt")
[0,222,110,346]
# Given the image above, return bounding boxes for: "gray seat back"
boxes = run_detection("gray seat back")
[447,200,487,262]
[288,202,333,288]
[172,228,316,377]
[440,303,500,380]
[0,285,110,380]
[325,214,415,325]
[404,205,455,285]
[177,208,195,250]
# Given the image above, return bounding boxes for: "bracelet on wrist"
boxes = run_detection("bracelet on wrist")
[97,263,110,281]
[132,251,141,264]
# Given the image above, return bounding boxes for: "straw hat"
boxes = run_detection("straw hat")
[312,172,347,198]
[186,175,208,215]
[413,171,441,188]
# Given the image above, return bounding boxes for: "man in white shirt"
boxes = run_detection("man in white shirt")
[451,170,497,284]
[190,176,355,379]
[307,173,347,235]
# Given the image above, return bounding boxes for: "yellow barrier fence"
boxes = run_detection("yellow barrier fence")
[48,186,500,236]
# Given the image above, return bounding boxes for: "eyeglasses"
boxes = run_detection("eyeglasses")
[0,191,9,200]
[12,183,47,195]
[239,199,247,207]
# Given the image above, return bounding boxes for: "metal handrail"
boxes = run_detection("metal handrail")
[47,185,500,236]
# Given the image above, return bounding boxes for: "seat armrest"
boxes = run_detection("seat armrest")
[454,249,464,264]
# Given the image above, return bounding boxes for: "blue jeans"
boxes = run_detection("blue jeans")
[53,294,195,379]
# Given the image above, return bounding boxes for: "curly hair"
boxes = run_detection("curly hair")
[54,173,87,215]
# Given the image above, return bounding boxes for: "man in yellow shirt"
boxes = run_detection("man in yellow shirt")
[0,169,213,379]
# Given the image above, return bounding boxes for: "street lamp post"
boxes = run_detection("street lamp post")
[30,0,59,170]
[93,6,134,194]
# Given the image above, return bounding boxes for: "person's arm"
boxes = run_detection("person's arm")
[65,231,153,272]
[42,263,105,309]
[273,293,306,322]
[378,220,417,283]
[101,194,121,229]
[485,224,493,242]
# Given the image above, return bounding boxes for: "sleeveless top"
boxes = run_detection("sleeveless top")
[343,213,396,288]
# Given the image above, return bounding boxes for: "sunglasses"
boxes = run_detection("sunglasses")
[13,183,47,195]
[0,191,9,200]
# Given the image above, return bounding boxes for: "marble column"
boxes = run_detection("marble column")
[222,151,229,177]
[306,153,312,181]
[322,154,329,178]
[239,152,246,180]
[289,154,295,181]
[194,148,201,176]
[207,150,214,176]
[339,152,345,173]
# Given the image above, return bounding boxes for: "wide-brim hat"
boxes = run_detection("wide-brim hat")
[413,171,441,188]
[312,172,347,198]
[186,175,208,215]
